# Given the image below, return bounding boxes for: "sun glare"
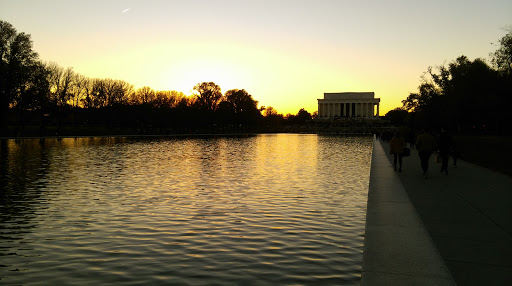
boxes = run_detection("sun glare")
[159,59,249,95]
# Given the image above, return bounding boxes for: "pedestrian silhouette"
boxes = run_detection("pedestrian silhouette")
[415,128,437,178]
[389,130,406,172]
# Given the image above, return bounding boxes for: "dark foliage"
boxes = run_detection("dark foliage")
[0,20,316,137]
[384,108,408,126]
[400,29,512,135]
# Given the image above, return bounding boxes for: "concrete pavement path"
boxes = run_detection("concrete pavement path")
[361,138,454,285]
[379,138,512,285]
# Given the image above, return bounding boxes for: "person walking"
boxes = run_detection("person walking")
[438,128,452,175]
[415,128,437,178]
[389,130,406,172]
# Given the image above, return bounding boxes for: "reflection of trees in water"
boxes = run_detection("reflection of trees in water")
[0,139,51,247]
[0,135,372,283]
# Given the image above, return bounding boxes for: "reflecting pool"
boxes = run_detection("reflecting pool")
[0,134,372,285]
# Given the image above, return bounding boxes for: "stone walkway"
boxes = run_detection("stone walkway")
[362,137,512,285]
[361,138,453,285]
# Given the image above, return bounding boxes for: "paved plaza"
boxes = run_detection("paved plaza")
[362,137,512,285]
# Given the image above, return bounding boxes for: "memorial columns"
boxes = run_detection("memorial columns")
[317,93,380,119]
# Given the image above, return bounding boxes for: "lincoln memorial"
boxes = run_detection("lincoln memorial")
[317,92,380,119]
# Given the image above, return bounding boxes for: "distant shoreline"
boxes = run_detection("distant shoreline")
[0,131,376,140]
[0,133,260,140]
[0,122,385,139]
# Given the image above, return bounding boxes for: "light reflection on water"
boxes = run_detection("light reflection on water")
[0,134,372,285]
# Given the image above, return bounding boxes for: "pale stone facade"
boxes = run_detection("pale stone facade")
[317,92,380,119]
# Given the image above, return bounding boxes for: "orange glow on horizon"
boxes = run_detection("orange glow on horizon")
[2,1,510,117]
[158,59,251,96]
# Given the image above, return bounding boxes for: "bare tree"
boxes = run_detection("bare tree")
[81,77,94,108]
[91,78,107,108]
[58,67,74,106]
[45,62,63,104]
[45,63,74,107]
[109,79,133,106]
[70,73,87,107]
[135,86,155,105]
[153,90,169,108]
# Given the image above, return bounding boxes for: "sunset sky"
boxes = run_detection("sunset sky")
[1,0,511,115]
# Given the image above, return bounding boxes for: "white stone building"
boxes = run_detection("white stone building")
[317,92,380,119]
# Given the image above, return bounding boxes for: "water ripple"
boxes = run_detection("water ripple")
[0,134,372,285]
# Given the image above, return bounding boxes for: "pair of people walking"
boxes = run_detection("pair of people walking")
[415,128,453,178]
[389,128,453,178]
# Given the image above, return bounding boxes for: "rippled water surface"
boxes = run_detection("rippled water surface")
[1,134,372,285]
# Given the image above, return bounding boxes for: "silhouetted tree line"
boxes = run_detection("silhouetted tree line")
[0,20,314,136]
[385,29,512,135]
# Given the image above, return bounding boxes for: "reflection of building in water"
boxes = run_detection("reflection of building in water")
[317,92,380,119]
